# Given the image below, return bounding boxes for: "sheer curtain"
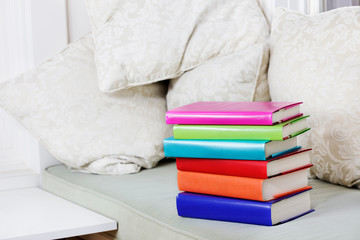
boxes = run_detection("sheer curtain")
[0,0,39,190]
[258,0,360,23]
[0,0,68,191]
[324,0,359,11]
[0,0,34,81]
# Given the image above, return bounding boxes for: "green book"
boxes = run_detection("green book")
[173,116,310,141]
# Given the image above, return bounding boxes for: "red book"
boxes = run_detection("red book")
[176,148,312,179]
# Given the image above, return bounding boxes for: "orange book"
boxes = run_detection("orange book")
[177,167,311,201]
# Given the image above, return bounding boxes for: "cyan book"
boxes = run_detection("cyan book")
[163,137,300,160]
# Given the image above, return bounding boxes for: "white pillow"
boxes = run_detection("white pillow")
[268,7,360,187]
[0,34,172,174]
[85,0,269,92]
[166,44,270,110]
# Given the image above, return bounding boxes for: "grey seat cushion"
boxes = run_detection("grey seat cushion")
[42,159,360,240]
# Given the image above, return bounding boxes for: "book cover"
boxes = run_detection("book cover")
[177,167,311,201]
[164,137,300,160]
[176,190,314,226]
[166,101,303,125]
[176,148,312,178]
[173,116,310,141]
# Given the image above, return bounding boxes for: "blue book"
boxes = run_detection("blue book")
[176,190,314,226]
[163,137,300,160]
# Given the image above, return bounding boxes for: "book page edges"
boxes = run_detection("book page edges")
[273,186,313,199]
[277,209,314,225]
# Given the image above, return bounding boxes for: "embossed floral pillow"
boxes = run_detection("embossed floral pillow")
[85,0,269,92]
[167,44,270,110]
[268,7,360,187]
[0,34,172,174]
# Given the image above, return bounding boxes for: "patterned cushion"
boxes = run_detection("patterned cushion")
[0,34,172,174]
[166,44,270,111]
[268,7,360,187]
[85,0,269,92]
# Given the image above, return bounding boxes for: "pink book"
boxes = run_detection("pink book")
[166,102,303,125]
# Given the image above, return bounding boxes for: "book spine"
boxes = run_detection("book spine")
[176,158,269,178]
[163,138,267,160]
[165,112,273,125]
[177,170,265,201]
[173,124,283,140]
[176,192,273,226]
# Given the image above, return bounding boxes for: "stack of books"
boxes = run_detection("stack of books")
[164,102,314,226]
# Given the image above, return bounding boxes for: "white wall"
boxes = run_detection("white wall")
[31,0,69,65]
[66,0,91,42]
